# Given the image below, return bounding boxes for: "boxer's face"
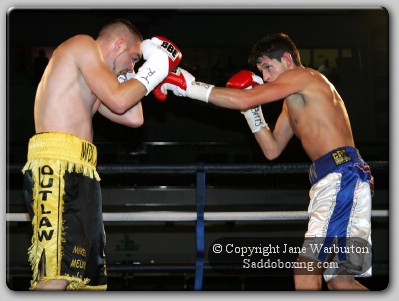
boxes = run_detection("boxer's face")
[125,40,142,71]
[256,55,287,83]
[113,39,142,74]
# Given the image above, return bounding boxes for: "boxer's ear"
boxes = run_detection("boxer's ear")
[114,37,126,53]
[281,52,293,68]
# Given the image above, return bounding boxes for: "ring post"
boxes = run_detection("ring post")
[194,163,206,291]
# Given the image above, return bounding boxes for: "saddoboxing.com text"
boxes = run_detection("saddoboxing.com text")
[242,258,338,271]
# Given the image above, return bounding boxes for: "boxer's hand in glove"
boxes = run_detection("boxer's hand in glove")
[226,70,267,133]
[134,36,182,95]
[153,67,214,102]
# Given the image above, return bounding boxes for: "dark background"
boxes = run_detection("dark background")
[7,8,389,165]
[6,8,389,291]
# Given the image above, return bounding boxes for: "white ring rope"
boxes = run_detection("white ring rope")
[6,210,388,222]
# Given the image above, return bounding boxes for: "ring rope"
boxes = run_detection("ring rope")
[6,210,388,222]
[7,161,388,175]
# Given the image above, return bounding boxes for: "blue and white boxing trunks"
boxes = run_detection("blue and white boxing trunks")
[303,146,374,281]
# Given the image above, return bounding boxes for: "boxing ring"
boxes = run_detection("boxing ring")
[6,161,389,290]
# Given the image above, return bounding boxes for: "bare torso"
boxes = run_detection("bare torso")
[283,68,355,161]
[34,36,102,142]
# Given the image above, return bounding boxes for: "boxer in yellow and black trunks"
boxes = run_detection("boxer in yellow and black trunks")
[22,132,105,290]
[21,18,182,290]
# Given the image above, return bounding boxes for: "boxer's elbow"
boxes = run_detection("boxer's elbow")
[109,94,141,115]
[130,117,144,128]
[124,114,144,128]
[264,151,280,161]
[260,145,282,161]
[111,101,130,115]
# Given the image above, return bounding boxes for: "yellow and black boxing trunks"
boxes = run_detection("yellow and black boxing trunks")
[22,132,107,290]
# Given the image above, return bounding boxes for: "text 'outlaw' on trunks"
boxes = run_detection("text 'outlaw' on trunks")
[38,165,55,242]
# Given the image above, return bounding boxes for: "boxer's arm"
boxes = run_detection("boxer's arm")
[226,71,294,160]
[154,66,301,110]
[153,67,264,106]
[253,102,294,160]
[78,35,181,114]
[97,102,144,128]
[226,70,269,133]
[96,70,144,127]
[208,70,304,109]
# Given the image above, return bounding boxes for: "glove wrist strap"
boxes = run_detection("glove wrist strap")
[187,82,214,102]
[242,106,269,133]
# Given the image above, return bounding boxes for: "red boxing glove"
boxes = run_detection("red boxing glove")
[226,70,263,89]
[153,67,213,102]
[227,70,267,133]
[153,68,187,101]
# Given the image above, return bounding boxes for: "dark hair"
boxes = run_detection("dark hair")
[248,33,301,66]
[98,19,143,41]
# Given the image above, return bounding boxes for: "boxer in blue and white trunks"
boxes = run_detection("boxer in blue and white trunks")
[156,33,374,290]
[303,146,373,283]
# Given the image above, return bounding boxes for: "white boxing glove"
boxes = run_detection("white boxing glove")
[134,36,182,95]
